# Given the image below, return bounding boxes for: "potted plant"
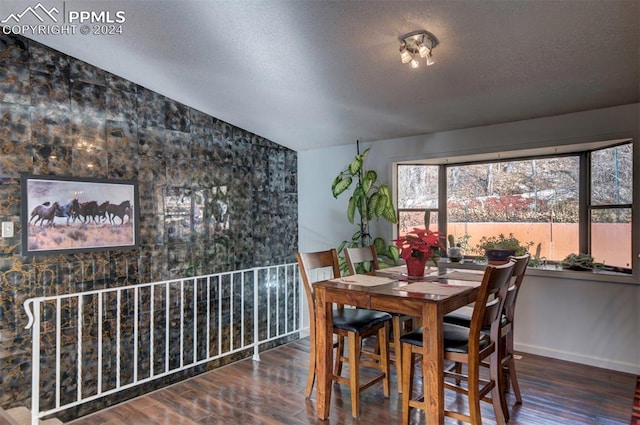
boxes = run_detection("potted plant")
[560,253,603,271]
[394,228,445,277]
[332,143,400,272]
[446,234,470,262]
[475,233,533,264]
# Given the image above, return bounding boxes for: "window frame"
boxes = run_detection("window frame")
[395,140,634,274]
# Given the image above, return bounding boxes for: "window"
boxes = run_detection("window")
[397,164,439,236]
[590,144,633,269]
[396,141,633,272]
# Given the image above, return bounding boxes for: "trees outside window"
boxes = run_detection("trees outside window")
[396,141,633,272]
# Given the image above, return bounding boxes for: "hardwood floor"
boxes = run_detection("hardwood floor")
[68,338,636,424]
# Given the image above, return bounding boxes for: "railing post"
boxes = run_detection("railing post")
[24,299,41,425]
[252,267,260,361]
[296,266,309,337]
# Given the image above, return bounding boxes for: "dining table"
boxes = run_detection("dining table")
[312,264,484,424]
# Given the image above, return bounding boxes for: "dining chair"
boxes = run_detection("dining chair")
[296,249,392,418]
[443,254,529,420]
[400,260,516,425]
[343,245,415,394]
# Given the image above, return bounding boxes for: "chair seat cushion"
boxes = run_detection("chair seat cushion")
[332,308,392,333]
[443,307,507,329]
[399,324,490,353]
[442,305,474,327]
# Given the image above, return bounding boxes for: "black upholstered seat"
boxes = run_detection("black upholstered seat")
[400,323,490,354]
[443,309,508,328]
[333,308,392,332]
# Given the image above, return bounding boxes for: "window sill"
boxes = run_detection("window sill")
[436,260,638,286]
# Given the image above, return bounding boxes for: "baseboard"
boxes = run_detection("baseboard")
[515,342,640,374]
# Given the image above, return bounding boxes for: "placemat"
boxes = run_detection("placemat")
[329,274,397,287]
[440,271,484,282]
[375,265,438,278]
[393,281,473,296]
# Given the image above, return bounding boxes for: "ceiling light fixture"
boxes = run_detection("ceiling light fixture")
[399,29,439,68]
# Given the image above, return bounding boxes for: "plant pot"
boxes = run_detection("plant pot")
[447,246,464,262]
[485,248,516,265]
[406,255,428,277]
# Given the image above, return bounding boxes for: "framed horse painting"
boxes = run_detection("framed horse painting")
[21,174,139,255]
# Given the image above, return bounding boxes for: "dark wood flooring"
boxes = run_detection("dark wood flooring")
[68,338,636,424]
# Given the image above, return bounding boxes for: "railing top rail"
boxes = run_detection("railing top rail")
[23,262,299,330]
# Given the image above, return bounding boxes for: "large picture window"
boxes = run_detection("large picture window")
[396,141,633,272]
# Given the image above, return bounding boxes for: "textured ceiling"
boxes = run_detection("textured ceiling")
[4,0,639,151]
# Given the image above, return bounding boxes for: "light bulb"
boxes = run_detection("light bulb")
[418,42,429,58]
[410,58,419,68]
[400,47,412,64]
[426,54,435,66]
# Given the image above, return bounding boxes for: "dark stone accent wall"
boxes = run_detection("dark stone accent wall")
[0,33,298,417]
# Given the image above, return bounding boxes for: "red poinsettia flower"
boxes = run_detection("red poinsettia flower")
[394,228,445,262]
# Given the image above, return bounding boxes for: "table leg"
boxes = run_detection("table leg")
[421,303,444,424]
[315,287,332,420]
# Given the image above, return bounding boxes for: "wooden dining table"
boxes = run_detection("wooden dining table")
[312,266,483,424]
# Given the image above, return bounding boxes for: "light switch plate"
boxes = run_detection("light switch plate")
[2,222,14,238]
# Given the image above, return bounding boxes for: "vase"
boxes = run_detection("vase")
[447,246,464,262]
[485,248,516,265]
[405,255,428,277]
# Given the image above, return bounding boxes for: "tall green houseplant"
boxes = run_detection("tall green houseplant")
[331,144,400,271]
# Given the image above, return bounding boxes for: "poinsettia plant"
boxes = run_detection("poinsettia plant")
[394,228,445,265]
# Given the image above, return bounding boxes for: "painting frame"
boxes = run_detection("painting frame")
[21,174,139,256]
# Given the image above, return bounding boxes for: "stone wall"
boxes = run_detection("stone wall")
[0,33,298,417]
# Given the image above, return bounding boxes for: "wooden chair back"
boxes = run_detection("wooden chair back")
[343,246,380,274]
[504,254,529,320]
[470,261,516,349]
[296,249,341,340]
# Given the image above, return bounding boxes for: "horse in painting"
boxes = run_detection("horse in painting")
[29,202,60,227]
[55,199,80,225]
[106,200,131,225]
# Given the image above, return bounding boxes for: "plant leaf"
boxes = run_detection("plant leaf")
[367,193,379,220]
[375,193,387,217]
[388,245,400,263]
[362,175,372,193]
[382,205,398,223]
[353,186,366,218]
[332,176,352,197]
[373,237,386,254]
[348,158,362,175]
[338,258,348,273]
[347,196,356,223]
[366,170,377,184]
[331,175,342,195]
[351,231,361,241]
[378,184,390,198]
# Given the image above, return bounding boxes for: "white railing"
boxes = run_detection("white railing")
[23,263,302,425]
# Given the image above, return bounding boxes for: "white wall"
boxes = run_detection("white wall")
[298,144,358,253]
[298,103,640,374]
[516,275,639,373]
